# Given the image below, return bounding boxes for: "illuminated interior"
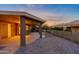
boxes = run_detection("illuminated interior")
[26,25,29,31]
[0,15,40,45]
[8,24,11,38]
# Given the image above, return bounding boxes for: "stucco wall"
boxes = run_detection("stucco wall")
[11,23,16,36]
[0,22,8,38]
[49,30,79,43]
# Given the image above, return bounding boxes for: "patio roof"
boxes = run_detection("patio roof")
[0,10,45,23]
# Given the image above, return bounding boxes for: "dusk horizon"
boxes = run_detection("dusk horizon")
[0,4,79,54]
[0,4,79,26]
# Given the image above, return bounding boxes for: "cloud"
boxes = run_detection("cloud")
[24,4,45,10]
[24,9,77,23]
[0,4,79,25]
[15,4,79,24]
[24,9,62,20]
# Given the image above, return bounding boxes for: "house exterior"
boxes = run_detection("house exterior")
[67,24,79,32]
[0,10,45,47]
[54,20,79,32]
[63,20,79,32]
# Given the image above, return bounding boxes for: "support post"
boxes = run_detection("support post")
[39,23,42,38]
[20,16,26,47]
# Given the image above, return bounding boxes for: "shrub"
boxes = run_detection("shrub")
[52,27,63,31]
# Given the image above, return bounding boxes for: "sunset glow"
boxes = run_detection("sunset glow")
[0,4,79,54]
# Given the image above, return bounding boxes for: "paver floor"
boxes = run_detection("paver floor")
[16,32,79,54]
[0,32,79,54]
[0,32,40,53]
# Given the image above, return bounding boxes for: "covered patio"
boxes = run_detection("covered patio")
[0,11,45,49]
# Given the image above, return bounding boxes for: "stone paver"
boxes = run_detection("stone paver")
[0,32,79,54]
[0,32,40,54]
[15,32,79,54]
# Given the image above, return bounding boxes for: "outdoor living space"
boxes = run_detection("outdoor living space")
[0,12,43,53]
[0,32,40,53]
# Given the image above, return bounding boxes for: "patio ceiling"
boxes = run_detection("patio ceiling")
[0,15,42,26]
[0,10,45,23]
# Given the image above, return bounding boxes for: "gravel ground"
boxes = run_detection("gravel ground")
[15,32,79,54]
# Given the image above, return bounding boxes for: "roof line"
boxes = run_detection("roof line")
[0,10,45,23]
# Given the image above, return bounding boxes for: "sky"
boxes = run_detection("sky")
[0,4,79,26]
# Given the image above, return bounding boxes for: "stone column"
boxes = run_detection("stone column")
[20,16,26,47]
[39,23,42,38]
